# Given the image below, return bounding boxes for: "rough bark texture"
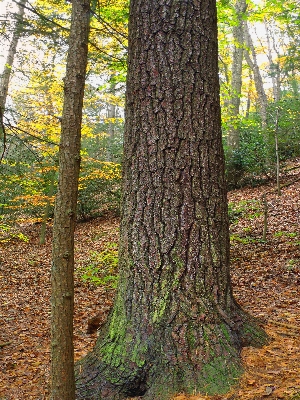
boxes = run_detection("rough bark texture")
[75,1,268,398]
[51,1,90,399]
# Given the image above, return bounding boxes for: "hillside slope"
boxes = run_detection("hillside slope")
[0,163,300,399]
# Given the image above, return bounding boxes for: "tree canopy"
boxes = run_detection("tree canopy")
[0,0,300,222]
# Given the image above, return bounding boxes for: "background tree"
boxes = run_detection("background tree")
[224,0,247,186]
[0,0,26,161]
[243,22,268,129]
[0,0,126,225]
[1,0,299,218]
[50,0,90,398]
[226,0,247,151]
[75,0,267,398]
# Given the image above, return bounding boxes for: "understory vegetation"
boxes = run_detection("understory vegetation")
[1,164,300,399]
[1,0,300,397]
[1,0,300,227]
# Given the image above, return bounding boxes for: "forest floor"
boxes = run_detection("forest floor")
[0,161,300,400]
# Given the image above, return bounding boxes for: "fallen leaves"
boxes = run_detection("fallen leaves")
[0,215,118,399]
[1,165,300,399]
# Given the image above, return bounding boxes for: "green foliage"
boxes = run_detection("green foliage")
[0,153,122,223]
[273,231,297,238]
[267,96,300,160]
[0,221,29,243]
[285,259,298,271]
[81,115,124,163]
[230,233,257,245]
[228,199,261,224]
[0,158,57,223]
[77,159,121,220]
[224,114,270,188]
[290,392,300,400]
[78,242,119,288]
[224,91,300,188]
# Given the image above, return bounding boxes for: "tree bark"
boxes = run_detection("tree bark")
[0,0,26,162]
[51,1,90,399]
[106,80,117,161]
[75,1,268,398]
[226,0,247,150]
[243,23,268,128]
[274,108,281,196]
[264,21,281,102]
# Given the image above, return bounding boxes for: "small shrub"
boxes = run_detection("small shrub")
[273,231,297,238]
[77,159,121,220]
[228,200,261,223]
[230,234,257,245]
[78,242,119,288]
[0,222,29,243]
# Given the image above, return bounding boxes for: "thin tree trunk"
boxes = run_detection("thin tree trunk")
[226,0,247,187]
[274,108,281,196]
[264,21,281,103]
[0,0,26,162]
[51,1,90,399]
[40,67,59,245]
[243,23,268,128]
[262,194,268,241]
[226,0,247,150]
[39,171,55,245]
[245,71,253,119]
[75,1,268,398]
[106,82,116,161]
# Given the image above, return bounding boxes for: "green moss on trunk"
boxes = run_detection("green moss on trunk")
[76,295,268,399]
[75,0,270,397]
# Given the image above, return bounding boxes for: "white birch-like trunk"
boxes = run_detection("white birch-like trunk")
[244,23,268,129]
[226,0,247,150]
[0,0,26,161]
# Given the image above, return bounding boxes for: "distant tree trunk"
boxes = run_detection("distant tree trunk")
[226,0,247,187]
[0,0,26,162]
[274,108,281,196]
[106,81,117,161]
[264,21,281,102]
[51,0,90,399]
[244,23,268,128]
[227,0,247,150]
[262,193,268,241]
[75,1,268,398]
[245,71,253,119]
[39,172,55,245]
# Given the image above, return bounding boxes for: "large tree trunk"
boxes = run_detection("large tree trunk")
[75,1,268,398]
[51,1,90,399]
